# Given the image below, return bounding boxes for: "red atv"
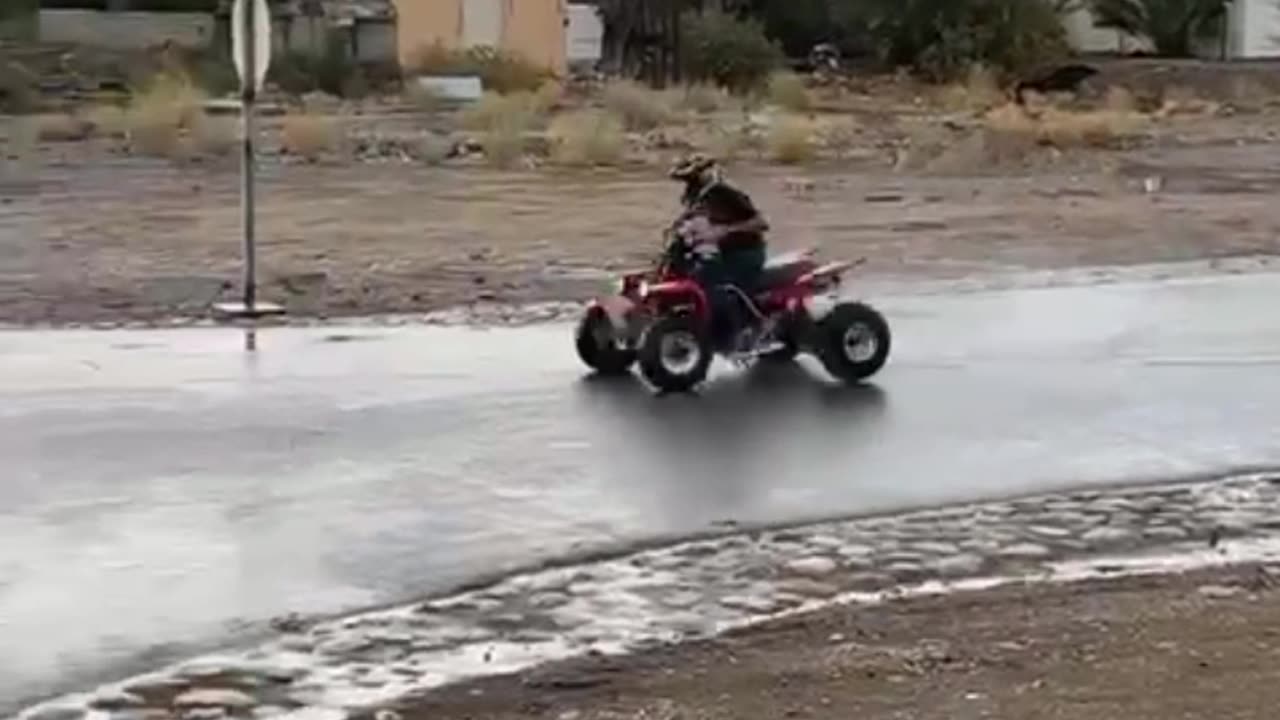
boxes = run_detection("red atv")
[575,215,891,392]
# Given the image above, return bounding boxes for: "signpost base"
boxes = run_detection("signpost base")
[213,301,285,320]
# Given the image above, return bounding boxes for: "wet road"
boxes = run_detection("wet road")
[5,271,1280,709]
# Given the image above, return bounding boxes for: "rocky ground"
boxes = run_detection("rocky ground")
[4,58,1280,327]
[20,473,1280,720]
[393,563,1280,720]
[4,139,1280,328]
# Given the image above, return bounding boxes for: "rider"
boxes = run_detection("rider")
[668,154,769,350]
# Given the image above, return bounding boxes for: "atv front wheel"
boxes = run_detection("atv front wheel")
[816,302,891,383]
[576,307,636,376]
[638,314,713,392]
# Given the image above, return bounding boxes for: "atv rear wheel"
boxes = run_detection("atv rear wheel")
[576,307,636,376]
[816,302,891,383]
[638,314,713,392]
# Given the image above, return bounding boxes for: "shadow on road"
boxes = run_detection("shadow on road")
[570,362,892,520]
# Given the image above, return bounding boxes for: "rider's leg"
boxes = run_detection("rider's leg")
[694,258,733,349]
[720,246,766,348]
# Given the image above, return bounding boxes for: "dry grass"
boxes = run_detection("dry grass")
[1156,85,1219,117]
[29,113,90,142]
[482,115,530,168]
[531,80,563,114]
[124,72,208,157]
[817,116,862,158]
[602,80,672,130]
[86,105,128,138]
[984,102,1146,149]
[1103,86,1140,113]
[281,113,342,160]
[937,65,1005,114]
[677,83,732,114]
[548,109,626,167]
[455,91,540,167]
[5,117,40,167]
[697,124,755,162]
[766,71,812,112]
[766,114,819,164]
[459,92,541,132]
[190,114,238,157]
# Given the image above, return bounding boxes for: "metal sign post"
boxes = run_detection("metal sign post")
[216,0,282,319]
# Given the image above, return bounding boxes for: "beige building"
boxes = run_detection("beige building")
[394,0,569,73]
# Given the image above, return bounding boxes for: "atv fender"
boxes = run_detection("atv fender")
[592,295,637,335]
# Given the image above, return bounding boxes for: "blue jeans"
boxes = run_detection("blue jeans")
[696,246,765,348]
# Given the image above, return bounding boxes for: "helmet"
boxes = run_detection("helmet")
[668,153,721,184]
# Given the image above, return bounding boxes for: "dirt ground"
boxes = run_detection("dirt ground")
[372,564,1280,720]
[4,136,1280,326]
[5,58,1280,326]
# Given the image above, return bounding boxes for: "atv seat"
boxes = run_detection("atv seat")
[758,251,816,289]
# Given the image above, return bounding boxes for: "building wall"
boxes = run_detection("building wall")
[394,0,566,73]
[1060,6,1149,55]
[1237,0,1280,58]
[501,0,566,74]
[38,9,214,49]
[395,0,462,66]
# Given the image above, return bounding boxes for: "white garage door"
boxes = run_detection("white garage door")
[1237,0,1280,58]
[462,0,503,48]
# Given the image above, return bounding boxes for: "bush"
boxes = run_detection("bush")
[0,62,38,114]
[409,42,552,94]
[458,92,540,132]
[30,114,91,142]
[125,71,208,157]
[835,0,1069,81]
[935,64,1005,113]
[767,114,819,164]
[549,110,627,167]
[482,117,528,168]
[681,8,783,93]
[984,102,1147,149]
[281,113,342,161]
[602,80,672,130]
[766,71,812,112]
[1089,0,1230,57]
[676,83,732,114]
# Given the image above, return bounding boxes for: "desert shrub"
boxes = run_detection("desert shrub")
[681,8,783,93]
[27,114,90,142]
[125,71,208,157]
[458,92,540,132]
[86,105,128,138]
[767,114,819,164]
[0,63,38,114]
[984,102,1147,149]
[935,64,1005,112]
[766,71,812,112]
[602,79,672,130]
[549,109,626,167]
[409,42,552,94]
[482,117,528,168]
[834,0,1070,81]
[1088,0,1230,57]
[281,113,342,161]
[677,83,732,114]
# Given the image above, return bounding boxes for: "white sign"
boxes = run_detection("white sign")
[231,0,272,94]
